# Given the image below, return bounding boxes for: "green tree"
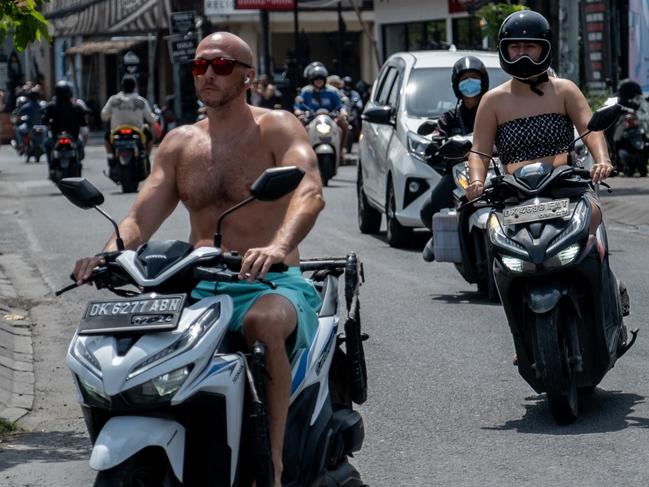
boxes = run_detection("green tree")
[476,2,528,48]
[0,0,50,51]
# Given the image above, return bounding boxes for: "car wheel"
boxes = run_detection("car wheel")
[357,163,381,234]
[386,179,413,248]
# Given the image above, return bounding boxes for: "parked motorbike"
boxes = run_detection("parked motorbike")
[301,109,341,186]
[108,125,150,193]
[55,166,368,486]
[49,132,82,183]
[437,104,637,424]
[25,123,48,163]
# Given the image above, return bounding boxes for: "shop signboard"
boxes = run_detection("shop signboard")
[581,0,610,91]
[205,0,237,15]
[169,10,196,35]
[168,35,197,64]
[234,0,295,10]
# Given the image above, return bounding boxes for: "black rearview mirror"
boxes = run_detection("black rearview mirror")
[587,104,622,132]
[250,166,305,201]
[417,120,438,136]
[437,138,473,159]
[57,178,105,209]
[361,104,394,125]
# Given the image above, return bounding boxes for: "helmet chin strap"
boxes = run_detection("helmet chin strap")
[518,71,549,96]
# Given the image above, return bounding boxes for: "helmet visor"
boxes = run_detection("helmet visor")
[499,39,551,66]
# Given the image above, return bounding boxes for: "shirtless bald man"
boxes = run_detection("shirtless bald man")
[73,32,325,485]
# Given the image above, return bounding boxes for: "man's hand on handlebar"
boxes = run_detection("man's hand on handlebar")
[239,244,288,281]
[73,256,105,285]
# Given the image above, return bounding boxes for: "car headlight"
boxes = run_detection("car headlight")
[122,366,191,406]
[544,243,581,269]
[127,303,220,380]
[315,121,332,135]
[407,131,429,161]
[77,375,110,408]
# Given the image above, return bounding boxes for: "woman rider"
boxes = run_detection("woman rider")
[466,9,613,239]
[421,56,489,261]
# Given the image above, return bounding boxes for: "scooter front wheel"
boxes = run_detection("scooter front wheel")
[92,448,180,487]
[534,307,578,424]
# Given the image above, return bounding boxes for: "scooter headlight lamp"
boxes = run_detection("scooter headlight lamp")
[544,243,581,269]
[127,303,220,380]
[315,121,332,135]
[122,365,191,406]
[77,375,110,408]
[500,256,536,273]
[72,339,102,377]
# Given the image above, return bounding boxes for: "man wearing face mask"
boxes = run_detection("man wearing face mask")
[421,56,489,261]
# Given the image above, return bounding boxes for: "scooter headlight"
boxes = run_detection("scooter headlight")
[544,243,581,269]
[500,256,536,273]
[122,366,191,406]
[127,303,220,380]
[72,339,102,377]
[77,375,110,408]
[315,121,332,135]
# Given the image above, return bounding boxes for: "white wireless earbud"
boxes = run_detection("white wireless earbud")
[244,76,251,84]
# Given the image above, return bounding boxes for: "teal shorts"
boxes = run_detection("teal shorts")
[191,267,322,356]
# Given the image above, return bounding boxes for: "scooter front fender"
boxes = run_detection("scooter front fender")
[314,143,335,155]
[523,281,580,316]
[89,416,185,481]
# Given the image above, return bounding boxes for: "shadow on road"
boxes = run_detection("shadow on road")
[482,389,648,434]
[0,430,90,471]
[429,290,501,306]
[368,231,430,250]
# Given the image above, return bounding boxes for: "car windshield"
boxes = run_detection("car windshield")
[405,67,511,118]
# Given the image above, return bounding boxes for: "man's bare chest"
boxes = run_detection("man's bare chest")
[176,137,275,210]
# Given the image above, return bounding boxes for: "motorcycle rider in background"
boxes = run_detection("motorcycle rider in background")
[341,75,364,153]
[294,64,348,164]
[421,56,489,261]
[43,81,88,177]
[101,75,157,182]
[15,87,45,155]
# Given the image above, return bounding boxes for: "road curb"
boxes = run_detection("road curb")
[0,255,39,424]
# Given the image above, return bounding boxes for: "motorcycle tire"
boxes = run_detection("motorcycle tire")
[386,179,413,248]
[92,448,180,487]
[534,306,578,424]
[318,153,335,187]
[356,163,381,234]
[320,459,366,487]
[120,165,139,193]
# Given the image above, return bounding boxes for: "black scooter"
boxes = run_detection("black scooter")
[438,104,637,424]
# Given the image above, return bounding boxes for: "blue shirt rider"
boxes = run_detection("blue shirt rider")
[294,63,348,163]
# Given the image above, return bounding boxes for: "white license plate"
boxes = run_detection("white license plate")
[78,294,186,335]
[503,198,570,225]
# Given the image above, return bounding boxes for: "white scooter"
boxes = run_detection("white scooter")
[302,109,341,186]
[56,167,368,486]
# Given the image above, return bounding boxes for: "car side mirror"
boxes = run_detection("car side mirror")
[57,177,105,209]
[587,104,622,132]
[361,103,394,125]
[250,166,305,201]
[437,138,473,159]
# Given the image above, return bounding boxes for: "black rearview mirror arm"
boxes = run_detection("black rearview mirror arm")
[94,206,125,251]
[214,196,257,249]
[469,148,502,177]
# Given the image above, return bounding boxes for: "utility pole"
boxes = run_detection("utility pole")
[260,9,271,76]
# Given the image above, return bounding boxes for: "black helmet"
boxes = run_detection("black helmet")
[498,10,552,80]
[342,75,353,88]
[121,75,137,93]
[451,56,489,99]
[307,65,328,83]
[303,61,325,80]
[617,79,642,102]
[54,80,73,102]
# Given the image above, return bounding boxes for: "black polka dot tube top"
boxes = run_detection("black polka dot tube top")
[495,113,574,165]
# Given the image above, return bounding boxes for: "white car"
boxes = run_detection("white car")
[357,50,510,247]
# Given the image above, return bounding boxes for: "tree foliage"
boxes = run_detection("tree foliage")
[476,2,528,48]
[0,0,50,51]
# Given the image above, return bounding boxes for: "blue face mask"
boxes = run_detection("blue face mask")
[458,78,482,98]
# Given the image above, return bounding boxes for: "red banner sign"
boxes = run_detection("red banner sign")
[235,0,295,10]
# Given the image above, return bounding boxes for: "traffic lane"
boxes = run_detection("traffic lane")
[306,167,649,486]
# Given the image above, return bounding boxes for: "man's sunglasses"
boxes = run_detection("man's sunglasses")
[190,57,252,76]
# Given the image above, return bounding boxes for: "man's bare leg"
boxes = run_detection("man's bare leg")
[243,294,297,486]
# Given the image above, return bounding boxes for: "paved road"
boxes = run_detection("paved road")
[0,145,648,486]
